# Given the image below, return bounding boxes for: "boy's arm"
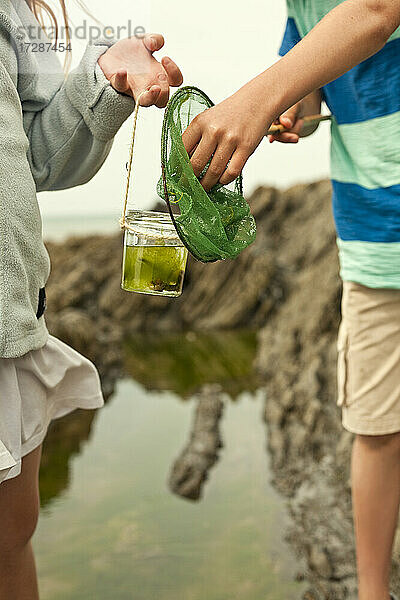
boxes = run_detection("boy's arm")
[183,0,400,191]
[269,90,322,144]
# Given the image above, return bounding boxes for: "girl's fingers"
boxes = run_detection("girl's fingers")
[154,72,170,108]
[110,69,129,93]
[219,149,248,186]
[200,140,236,191]
[143,33,165,53]
[190,136,217,178]
[161,56,183,87]
[138,85,162,107]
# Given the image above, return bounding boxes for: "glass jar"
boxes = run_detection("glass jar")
[121,210,188,297]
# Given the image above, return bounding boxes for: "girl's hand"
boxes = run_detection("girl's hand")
[98,34,183,108]
[182,89,273,192]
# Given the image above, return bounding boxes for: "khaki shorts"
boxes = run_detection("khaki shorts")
[338,281,400,435]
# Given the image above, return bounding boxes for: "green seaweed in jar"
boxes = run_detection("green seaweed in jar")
[122,245,188,297]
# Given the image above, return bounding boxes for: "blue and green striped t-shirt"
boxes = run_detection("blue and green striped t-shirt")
[280,0,400,288]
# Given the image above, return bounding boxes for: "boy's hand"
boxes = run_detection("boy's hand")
[98,34,183,108]
[182,86,322,192]
[182,85,273,192]
[268,102,304,144]
[269,90,322,144]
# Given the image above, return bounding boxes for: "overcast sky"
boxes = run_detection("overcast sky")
[38,0,330,218]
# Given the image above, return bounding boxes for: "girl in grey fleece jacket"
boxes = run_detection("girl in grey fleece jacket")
[0,0,182,596]
[0,0,182,358]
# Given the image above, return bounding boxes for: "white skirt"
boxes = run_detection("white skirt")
[0,335,105,484]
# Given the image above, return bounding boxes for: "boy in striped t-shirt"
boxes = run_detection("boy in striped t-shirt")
[182,1,400,597]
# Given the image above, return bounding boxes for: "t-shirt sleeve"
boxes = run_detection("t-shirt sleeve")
[279,17,301,56]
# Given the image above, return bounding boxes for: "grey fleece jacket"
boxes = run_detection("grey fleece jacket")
[0,0,135,358]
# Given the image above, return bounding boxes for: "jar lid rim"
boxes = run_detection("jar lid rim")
[125,209,182,243]
[126,209,173,220]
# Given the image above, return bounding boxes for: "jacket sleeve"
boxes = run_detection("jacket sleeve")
[23,40,136,192]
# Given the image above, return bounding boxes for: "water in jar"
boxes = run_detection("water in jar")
[122,245,188,297]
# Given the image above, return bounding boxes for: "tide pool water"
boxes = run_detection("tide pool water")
[34,379,306,600]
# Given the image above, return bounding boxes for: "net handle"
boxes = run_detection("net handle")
[267,114,331,135]
[120,91,147,234]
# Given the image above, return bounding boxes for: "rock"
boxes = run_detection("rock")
[302,399,322,430]
[264,397,284,425]
[49,308,96,356]
[268,427,287,469]
[308,546,333,580]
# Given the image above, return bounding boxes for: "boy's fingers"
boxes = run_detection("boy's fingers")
[143,33,165,53]
[269,132,299,144]
[219,149,247,186]
[200,140,236,191]
[161,56,183,87]
[279,104,300,129]
[188,142,198,158]
[190,136,217,178]
[269,115,304,142]
[290,118,304,135]
[182,121,202,155]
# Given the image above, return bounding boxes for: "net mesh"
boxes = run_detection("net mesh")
[157,86,257,263]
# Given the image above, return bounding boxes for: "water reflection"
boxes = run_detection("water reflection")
[40,410,97,509]
[36,329,307,599]
[168,385,224,501]
[39,329,260,507]
[36,382,305,600]
[123,329,261,398]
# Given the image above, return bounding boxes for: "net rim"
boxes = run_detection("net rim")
[160,86,246,263]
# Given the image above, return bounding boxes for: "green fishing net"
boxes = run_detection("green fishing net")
[157,86,256,263]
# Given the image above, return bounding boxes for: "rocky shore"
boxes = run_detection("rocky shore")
[44,180,400,599]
